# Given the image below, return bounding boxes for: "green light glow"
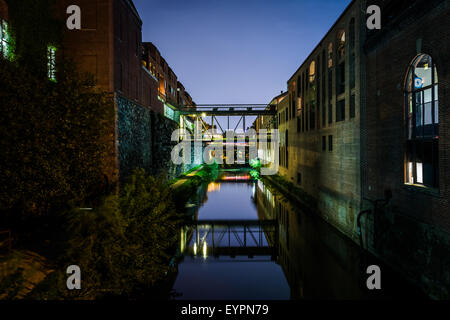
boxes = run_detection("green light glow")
[0,19,11,60]
[47,45,57,81]
[249,158,261,169]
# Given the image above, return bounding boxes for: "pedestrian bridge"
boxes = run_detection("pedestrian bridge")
[180,219,278,259]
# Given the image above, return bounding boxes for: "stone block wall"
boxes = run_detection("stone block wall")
[117,94,200,184]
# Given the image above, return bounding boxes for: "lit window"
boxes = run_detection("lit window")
[405,54,439,188]
[309,61,316,83]
[47,46,57,81]
[327,42,333,68]
[0,19,11,59]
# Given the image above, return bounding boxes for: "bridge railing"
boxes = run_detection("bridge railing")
[181,220,278,258]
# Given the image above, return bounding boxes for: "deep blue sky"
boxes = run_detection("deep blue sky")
[134,0,351,105]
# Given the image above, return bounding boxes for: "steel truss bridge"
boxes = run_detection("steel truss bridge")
[178,104,277,133]
[181,220,278,259]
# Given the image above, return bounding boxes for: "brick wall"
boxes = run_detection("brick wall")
[0,0,8,21]
[364,0,450,298]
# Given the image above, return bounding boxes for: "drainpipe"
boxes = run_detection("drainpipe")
[357,190,393,251]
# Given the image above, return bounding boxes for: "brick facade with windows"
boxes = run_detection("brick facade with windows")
[257,0,449,297]
[283,0,364,242]
[364,0,450,298]
[53,0,197,184]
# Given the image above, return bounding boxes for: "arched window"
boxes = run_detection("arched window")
[405,54,439,188]
[337,30,346,61]
[336,30,346,95]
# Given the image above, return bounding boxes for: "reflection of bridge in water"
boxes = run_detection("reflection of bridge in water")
[180,220,278,260]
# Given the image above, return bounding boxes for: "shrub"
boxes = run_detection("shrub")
[32,169,181,299]
[119,168,180,291]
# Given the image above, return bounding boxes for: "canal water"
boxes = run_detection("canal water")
[172,171,425,300]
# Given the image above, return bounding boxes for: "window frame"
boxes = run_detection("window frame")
[404,54,439,189]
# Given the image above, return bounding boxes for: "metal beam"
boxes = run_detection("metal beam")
[179,110,276,116]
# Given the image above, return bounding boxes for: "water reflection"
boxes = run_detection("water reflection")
[173,171,424,300]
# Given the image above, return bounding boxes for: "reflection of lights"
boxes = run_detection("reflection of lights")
[201,113,207,117]
[222,175,251,181]
[202,242,208,259]
[180,229,185,253]
[193,242,198,256]
[207,182,221,193]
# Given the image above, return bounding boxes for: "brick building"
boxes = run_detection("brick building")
[142,42,196,119]
[363,0,450,298]
[257,0,449,297]
[53,0,197,183]
[280,0,365,242]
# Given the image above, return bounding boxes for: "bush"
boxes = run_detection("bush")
[32,169,181,299]
[119,168,180,292]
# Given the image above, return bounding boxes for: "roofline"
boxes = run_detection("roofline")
[123,0,142,25]
[287,0,356,83]
[270,91,288,102]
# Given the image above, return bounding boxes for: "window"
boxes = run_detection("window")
[336,30,346,95]
[350,94,355,118]
[405,54,439,188]
[349,18,356,89]
[337,60,346,95]
[322,136,326,151]
[322,50,326,127]
[309,61,316,83]
[47,46,57,81]
[349,19,355,50]
[310,101,316,130]
[336,99,345,122]
[328,42,333,68]
[328,135,333,152]
[297,172,302,185]
[317,56,321,129]
[337,30,346,61]
[305,103,309,131]
[328,102,332,124]
[0,19,11,59]
[285,130,289,168]
[328,68,333,101]
[297,97,302,116]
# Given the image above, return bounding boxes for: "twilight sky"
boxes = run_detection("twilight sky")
[133,0,351,129]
